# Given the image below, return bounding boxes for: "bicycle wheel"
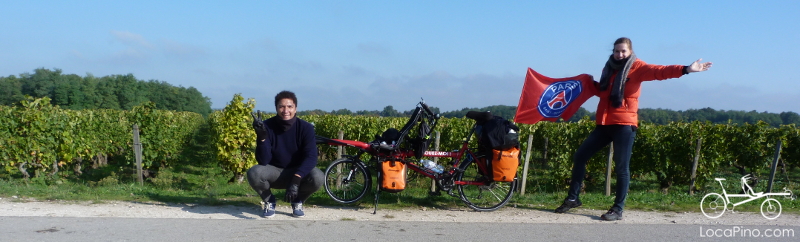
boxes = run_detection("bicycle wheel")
[324,158,371,204]
[456,158,516,212]
[760,198,781,220]
[700,193,726,219]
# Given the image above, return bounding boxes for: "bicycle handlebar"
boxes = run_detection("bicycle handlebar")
[419,101,436,119]
[318,101,441,153]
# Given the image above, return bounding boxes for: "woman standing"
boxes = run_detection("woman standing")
[554,37,712,221]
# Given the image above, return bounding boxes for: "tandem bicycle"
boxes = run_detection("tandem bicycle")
[701,175,794,220]
[316,101,518,213]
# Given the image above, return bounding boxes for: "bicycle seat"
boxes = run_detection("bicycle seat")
[715,178,726,181]
[466,111,493,124]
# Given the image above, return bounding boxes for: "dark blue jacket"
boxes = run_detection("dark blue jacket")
[254,116,318,178]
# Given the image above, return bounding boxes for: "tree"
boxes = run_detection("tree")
[0,75,23,105]
[52,74,84,109]
[380,105,400,117]
[439,105,517,120]
[20,68,61,99]
[94,76,121,109]
[780,111,800,125]
[331,108,352,115]
[3,68,212,116]
[567,107,593,122]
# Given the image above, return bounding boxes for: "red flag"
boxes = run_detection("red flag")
[514,68,597,124]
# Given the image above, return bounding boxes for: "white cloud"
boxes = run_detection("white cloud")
[110,30,152,49]
[105,48,149,65]
[341,65,369,77]
[93,31,212,68]
[69,50,84,59]
[226,72,466,112]
[356,42,390,56]
[160,40,206,60]
[278,71,524,112]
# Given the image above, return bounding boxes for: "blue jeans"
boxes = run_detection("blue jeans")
[246,164,324,203]
[567,125,636,211]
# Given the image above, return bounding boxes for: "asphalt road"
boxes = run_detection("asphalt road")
[1,216,797,242]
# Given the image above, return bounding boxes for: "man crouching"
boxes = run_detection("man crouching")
[247,90,323,218]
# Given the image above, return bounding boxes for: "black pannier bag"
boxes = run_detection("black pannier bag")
[476,115,520,182]
[479,116,520,150]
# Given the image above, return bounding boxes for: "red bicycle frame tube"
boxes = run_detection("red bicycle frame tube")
[321,126,491,186]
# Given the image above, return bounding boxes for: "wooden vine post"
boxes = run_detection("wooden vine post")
[689,138,702,195]
[133,124,144,186]
[520,134,533,195]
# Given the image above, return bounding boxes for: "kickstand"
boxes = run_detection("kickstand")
[373,185,380,214]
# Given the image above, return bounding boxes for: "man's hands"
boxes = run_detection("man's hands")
[687,58,713,73]
[251,110,268,141]
[285,175,302,203]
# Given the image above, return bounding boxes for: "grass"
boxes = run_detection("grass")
[1,161,797,216]
[0,164,258,206]
[512,166,800,214]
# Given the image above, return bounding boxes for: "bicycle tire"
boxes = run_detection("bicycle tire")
[324,158,371,204]
[760,198,781,220]
[456,158,516,212]
[700,193,726,219]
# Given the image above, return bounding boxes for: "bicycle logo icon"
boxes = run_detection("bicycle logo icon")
[701,175,795,220]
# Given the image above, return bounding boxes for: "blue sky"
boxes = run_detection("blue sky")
[2,1,799,113]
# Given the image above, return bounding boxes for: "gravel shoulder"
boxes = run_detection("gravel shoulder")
[1,197,797,225]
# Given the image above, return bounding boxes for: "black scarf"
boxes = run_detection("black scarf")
[598,54,636,108]
[276,116,296,132]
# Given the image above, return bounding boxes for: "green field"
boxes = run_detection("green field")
[2,160,796,215]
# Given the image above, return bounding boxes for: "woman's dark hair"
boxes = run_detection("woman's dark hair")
[274,90,298,107]
[613,37,634,54]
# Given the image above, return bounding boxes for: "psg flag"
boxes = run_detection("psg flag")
[514,68,598,124]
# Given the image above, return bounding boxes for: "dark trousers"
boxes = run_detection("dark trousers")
[246,164,324,203]
[567,125,636,211]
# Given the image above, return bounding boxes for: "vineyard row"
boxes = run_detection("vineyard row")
[2,96,798,190]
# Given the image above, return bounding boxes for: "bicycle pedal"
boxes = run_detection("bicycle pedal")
[447,190,458,197]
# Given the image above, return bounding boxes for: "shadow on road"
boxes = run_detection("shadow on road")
[139,193,261,219]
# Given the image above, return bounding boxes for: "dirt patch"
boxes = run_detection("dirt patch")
[1,197,796,225]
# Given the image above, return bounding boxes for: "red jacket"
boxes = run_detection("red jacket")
[594,59,684,126]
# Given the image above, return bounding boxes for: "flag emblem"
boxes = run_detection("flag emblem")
[538,80,582,118]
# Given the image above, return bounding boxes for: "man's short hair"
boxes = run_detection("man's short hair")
[274,90,298,107]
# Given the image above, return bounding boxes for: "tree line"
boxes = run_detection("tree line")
[637,107,800,127]
[300,105,800,127]
[0,68,212,116]
[3,68,796,126]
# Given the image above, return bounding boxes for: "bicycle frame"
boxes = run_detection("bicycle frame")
[319,103,514,213]
[415,129,490,187]
[713,178,791,208]
[320,122,484,183]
